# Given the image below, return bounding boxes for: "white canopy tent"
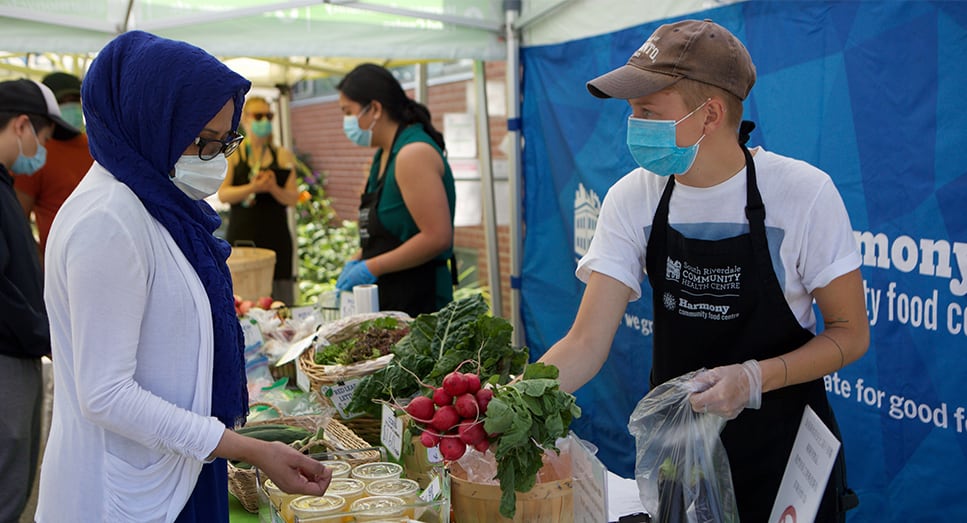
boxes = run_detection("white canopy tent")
[0,0,724,337]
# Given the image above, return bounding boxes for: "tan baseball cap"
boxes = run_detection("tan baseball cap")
[587,19,756,101]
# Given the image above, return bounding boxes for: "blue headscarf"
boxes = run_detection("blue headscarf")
[82,31,252,427]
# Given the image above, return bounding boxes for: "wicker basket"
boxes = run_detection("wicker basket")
[297,311,411,443]
[227,411,381,513]
[226,247,276,301]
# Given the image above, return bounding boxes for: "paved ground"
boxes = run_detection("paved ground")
[19,358,51,523]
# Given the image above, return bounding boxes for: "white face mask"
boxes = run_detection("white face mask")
[171,154,228,200]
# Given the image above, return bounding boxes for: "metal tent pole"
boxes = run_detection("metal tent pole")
[472,60,502,318]
[504,0,523,343]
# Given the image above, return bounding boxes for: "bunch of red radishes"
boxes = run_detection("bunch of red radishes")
[404,370,495,461]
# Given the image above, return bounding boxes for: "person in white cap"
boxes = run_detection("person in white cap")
[538,19,866,521]
[0,77,78,523]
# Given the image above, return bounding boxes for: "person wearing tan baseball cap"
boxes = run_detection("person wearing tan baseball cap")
[538,19,864,522]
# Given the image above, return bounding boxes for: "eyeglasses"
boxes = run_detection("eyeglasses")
[250,112,274,121]
[193,131,243,161]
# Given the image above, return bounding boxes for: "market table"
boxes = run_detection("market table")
[229,494,259,523]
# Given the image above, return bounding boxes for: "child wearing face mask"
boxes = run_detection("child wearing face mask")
[0,77,79,523]
[14,72,94,267]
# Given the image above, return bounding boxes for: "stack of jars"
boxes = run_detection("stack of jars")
[265,461,423,523]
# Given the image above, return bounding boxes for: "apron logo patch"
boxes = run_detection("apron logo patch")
[573,183,602,261]
[666,257,682,282]
[676,297,739,321]
[662,292,677,311]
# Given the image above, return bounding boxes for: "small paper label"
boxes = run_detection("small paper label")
[380,403,404,460]
[426,445,442,464]
[289,305,317,322]
[240,318,263,352]
[295,358,310,392]
[339,291,355,318]
[319,378,362,418]
[420,475,442,502]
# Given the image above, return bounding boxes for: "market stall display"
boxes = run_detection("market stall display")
[297,311,413,443]
[397,363,580,520]
[228,413,379,513]
[256,455,451,523]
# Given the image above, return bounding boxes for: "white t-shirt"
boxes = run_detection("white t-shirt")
[37,164,226,523]
[577,148,861,332]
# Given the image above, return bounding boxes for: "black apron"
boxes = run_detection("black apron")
[358,145,456,317]
[225,144,293,281]
[644,123,857,522]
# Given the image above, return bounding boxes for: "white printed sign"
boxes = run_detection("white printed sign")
[319,378,363,419]
[420,475,442,502]
[380,403,404,459]
[288,305,317,323]
[240,318,263,352]
[769,405,841,523]
[570,435,609,523]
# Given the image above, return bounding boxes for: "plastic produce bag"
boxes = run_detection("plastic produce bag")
[628,370,739,523]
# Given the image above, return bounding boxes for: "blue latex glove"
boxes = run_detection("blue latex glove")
[335,260,362,289]
[335,259,377,291]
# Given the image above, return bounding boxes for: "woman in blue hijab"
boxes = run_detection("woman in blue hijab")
[36,31,331,522]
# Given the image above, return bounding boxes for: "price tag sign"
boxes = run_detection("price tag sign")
[381,403,404,460]
[339,291,355,318]
[420,475,442,502]
[570,434,608,523]
[320,378,363,419]
[426,445,442,464]
[295,359,310,392]
[289,305,318,323]
[240,318,263,352]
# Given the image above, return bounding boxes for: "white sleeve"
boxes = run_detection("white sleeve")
[65,210,224,462]
[799,178,862,292]
[576,178,649,301]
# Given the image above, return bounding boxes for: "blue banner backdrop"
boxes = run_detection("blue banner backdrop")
[520,1,967,520]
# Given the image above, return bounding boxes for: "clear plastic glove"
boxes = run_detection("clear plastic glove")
[687,360,762,420]
[334,259,376,291]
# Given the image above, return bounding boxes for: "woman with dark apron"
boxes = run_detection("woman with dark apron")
[218,96,300,304]
[333,64,457,316]
[538,19,868,522]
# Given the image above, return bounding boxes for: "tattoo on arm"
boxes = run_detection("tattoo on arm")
[823,317,850,327]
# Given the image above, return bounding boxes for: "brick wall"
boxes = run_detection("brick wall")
[289,62,515,319]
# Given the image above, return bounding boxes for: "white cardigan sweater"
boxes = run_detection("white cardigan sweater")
[37,164,226,522]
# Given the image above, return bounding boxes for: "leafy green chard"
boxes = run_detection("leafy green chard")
[482,363,582,519]
[313,316,408,366]
[346,294,528,418]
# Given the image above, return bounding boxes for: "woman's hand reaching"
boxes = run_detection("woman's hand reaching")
[248,440,332,496]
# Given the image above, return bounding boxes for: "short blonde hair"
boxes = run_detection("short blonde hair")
[243,96,270,114]
[674,78,744,131]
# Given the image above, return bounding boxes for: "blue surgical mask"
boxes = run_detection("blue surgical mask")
[342,105,374,147]
[12,123,47,175]
[59,102,85,131]
[249,118,272,138]
[626,99,709,176]
[171,154,228,200]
